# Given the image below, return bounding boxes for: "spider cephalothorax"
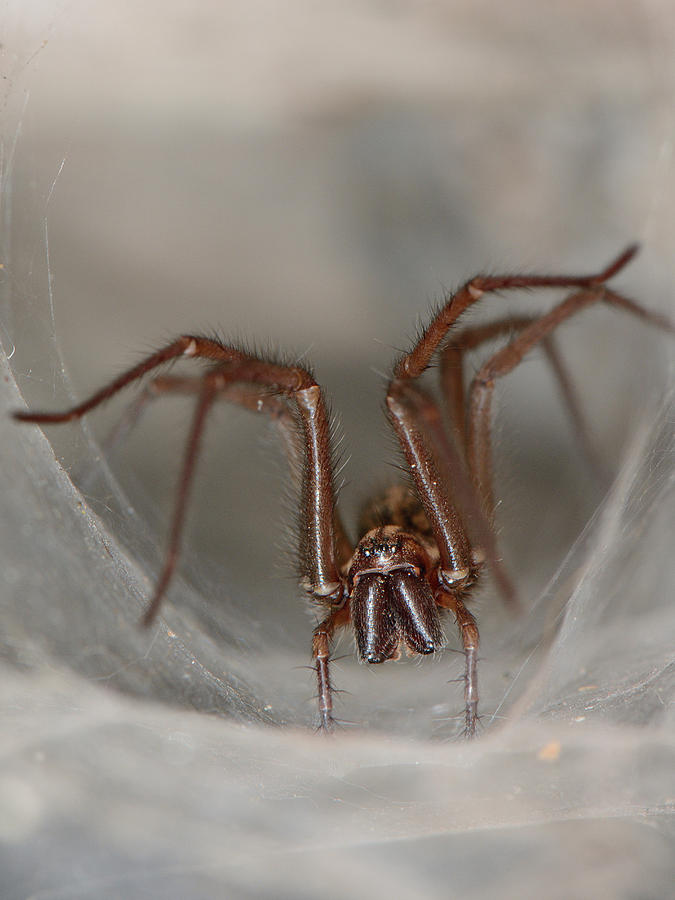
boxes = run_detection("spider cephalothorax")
[14,245,674,736]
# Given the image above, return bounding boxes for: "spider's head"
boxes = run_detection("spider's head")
[348,526,445,664]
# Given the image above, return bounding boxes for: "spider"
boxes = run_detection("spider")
[13,245,674,736]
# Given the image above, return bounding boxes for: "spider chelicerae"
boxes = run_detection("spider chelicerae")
[13,245,674,736]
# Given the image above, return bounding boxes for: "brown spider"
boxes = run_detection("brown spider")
[13,245,674,736]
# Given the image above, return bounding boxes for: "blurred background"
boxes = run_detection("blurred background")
[1,2,674,898]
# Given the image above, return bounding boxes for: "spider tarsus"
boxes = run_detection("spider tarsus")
[13,408,75,424]
[464,703,478,739]
[315,652,336,731]
[141,602,160,629]
[317,713,336,734]
[597,243,639,281]
[315,713,358,734]
[461,720,478,741]
[462,644,479,738]
[140,583,168,628]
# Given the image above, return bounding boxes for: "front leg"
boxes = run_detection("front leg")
[437,592,480,738]
[311,605,350,731]
[386,378,516,612]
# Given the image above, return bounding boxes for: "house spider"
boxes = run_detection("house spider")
[13,245,674,736]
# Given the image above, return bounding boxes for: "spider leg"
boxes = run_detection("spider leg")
[386,379,472,588]
[440,316,609,484]
[385,247,651,737]
[15,337,350,633]
[387,246,641,597]
[103,374,305,486]
[13,336,199,424]
[395,244,640,381]
[139,373,317,626]
[602,288,675,333]
[541,335,609,483]
[99,383,159,458]
[312,604,351,732]
[386,378,515,607]
[467,285,675,517]
[111,373,353,567]
[436,592,479,737]
[385,378,507,739]
[142,375,217,625]
[74,370,317,619]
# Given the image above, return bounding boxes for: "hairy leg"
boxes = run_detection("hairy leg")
[311,604,350,731]
[440,317,605,479]
[14,336,349,621]
[436,591,480,737]
[466,286,675,517]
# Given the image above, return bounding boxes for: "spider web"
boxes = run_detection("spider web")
[1,3,675,899]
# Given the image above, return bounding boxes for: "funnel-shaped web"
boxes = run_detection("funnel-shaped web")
[2,3,675,897]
